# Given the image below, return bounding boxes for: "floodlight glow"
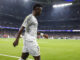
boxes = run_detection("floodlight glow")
[24,0,28,2]
[53,3,72,8]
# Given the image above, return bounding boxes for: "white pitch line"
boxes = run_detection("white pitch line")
[0,54,32,60]
[0,54,20,58]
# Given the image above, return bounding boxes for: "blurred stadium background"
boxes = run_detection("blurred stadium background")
[0,0,80,60]
[0,0,80,39]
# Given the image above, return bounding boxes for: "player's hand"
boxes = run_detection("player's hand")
[13,39,19,47]
[43,34,48,39]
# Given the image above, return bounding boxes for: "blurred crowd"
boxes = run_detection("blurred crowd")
[0,29,80,40]
[0,29,18,38]
[47,32,80,40]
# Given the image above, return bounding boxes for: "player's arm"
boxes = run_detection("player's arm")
[37,32,48,39]
[13,16,30,47]
[13,26,25,47]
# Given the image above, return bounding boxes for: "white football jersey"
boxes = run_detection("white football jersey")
[22,14,38,41]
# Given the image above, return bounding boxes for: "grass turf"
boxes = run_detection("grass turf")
[0,38,80,60]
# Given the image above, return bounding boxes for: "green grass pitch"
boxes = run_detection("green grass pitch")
[0,38,80,60]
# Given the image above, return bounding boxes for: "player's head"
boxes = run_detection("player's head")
[33,4,42,16]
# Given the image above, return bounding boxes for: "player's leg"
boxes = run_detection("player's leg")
[30,45,41,60]
[19,53,29,60]
[33,56,41,60]
[19,40,29,60]
[21,53,29,59]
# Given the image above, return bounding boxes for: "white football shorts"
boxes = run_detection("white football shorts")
[22,39,40,56]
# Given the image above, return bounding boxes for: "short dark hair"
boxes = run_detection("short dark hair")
[33,4,42,10]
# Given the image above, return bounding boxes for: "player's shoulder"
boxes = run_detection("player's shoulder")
[26,14,32,19]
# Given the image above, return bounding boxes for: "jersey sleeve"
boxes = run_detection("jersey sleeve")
[22,16,31,28]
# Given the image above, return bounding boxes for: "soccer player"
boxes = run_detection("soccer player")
[13,4,42,60]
